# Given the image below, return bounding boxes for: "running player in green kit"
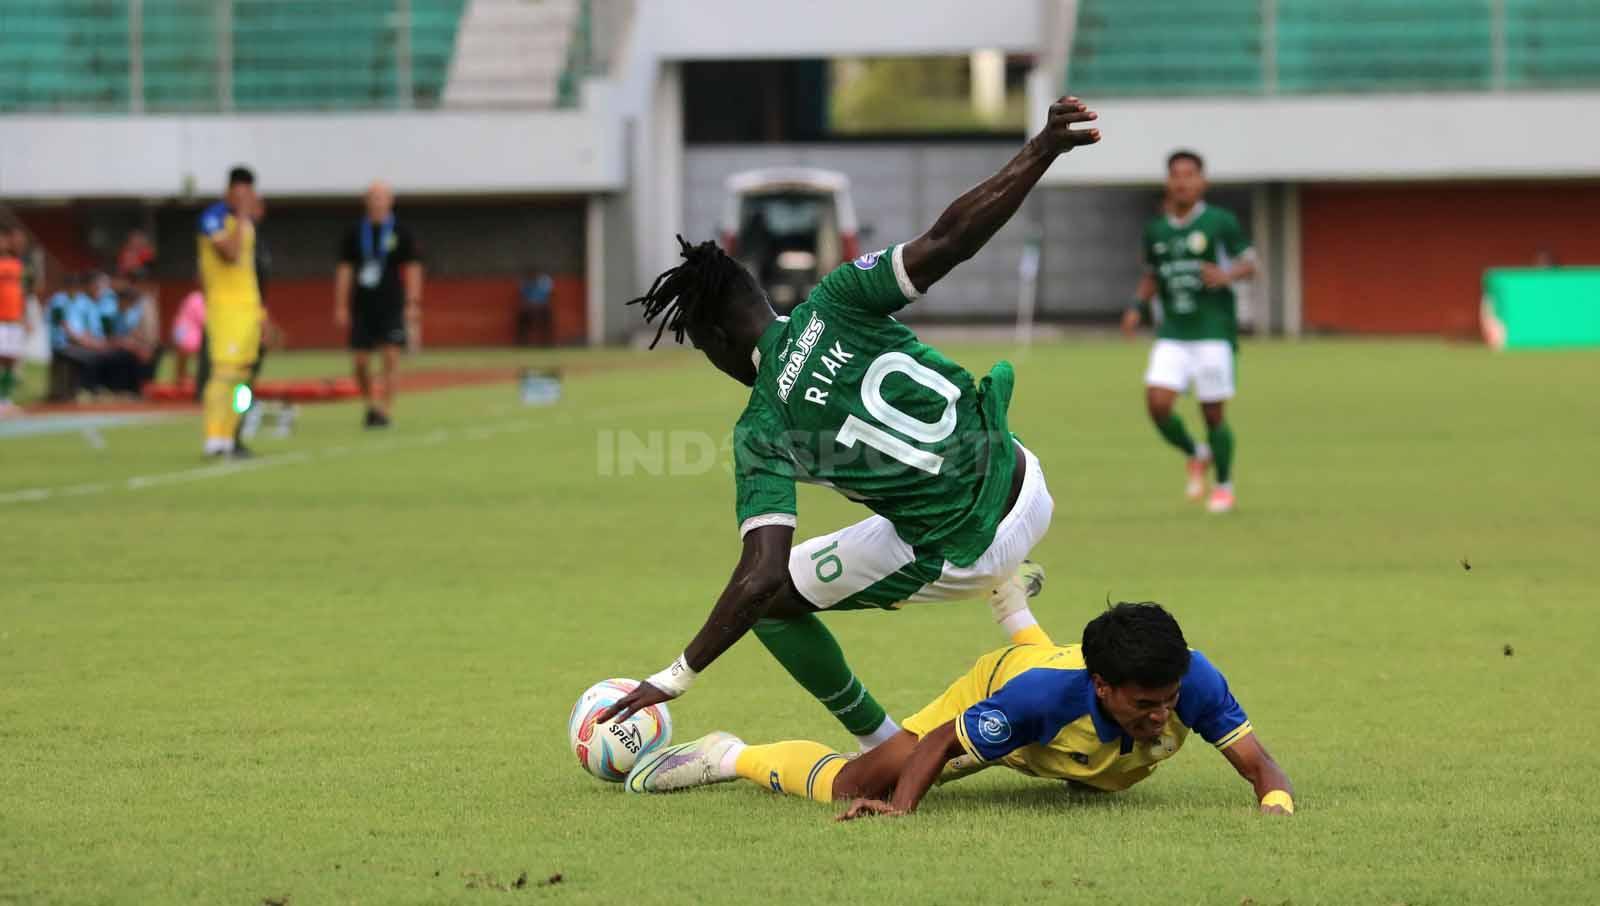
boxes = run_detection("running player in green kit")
[598,97,1102,748]
[1122,150,1256,514]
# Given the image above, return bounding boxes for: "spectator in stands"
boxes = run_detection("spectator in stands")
[116,229,156,280]
[517,269,554,346]
[334,180,423,429]
[171,289,206,384]
[0,227,24,415]
[111,270,163,390]
[89,272,121,337]
[52,273,118,395]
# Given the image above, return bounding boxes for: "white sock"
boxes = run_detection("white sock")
[1216,482,1234,493]
[203,437,234,455]
[1192,442,1211,462]
[999,606,1039,637]
[855,716,901,752]
[718,741,746,779]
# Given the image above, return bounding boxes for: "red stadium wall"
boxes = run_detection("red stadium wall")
[155,275,587,348]
[1301,183,1600,335]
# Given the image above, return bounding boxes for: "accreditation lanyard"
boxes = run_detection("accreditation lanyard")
[358,217,395,289]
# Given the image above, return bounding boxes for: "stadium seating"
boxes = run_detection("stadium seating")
[1066,0,1600,96]
[0,0,605,112]
[444,0,581,109]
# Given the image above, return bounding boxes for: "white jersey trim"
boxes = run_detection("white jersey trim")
[891,244,921,301]
[740,512,797,538]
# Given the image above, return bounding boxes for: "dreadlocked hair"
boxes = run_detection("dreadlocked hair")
[628,235,746,349]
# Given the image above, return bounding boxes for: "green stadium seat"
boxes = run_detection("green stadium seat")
[1065,0,1600,96]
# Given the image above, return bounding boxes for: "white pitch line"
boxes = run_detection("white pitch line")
[0,401,664,507]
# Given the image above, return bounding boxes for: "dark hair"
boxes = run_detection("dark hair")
[1081,602,1191,687]
[628,235,757,349]
[1166,149,1204,172]
[227,166,255,187]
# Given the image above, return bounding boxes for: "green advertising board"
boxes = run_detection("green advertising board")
[1482,268,1600,350]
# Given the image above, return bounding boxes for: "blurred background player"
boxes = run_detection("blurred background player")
[1122,150,1255,514]
[517,269,554,346]
[0,226,23,415]
[627,602,1295,820]
[196,166,264,458]
[334,181,423,429]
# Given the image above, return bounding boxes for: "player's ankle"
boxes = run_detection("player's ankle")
[854,717,901,751]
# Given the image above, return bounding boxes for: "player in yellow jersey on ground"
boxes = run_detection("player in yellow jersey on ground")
[196,166,265,458]
[627,602,1295,818]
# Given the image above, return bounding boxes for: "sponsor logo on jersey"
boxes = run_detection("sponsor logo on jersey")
[853,251,883,270]
[776,314,825,402]
[1186,230,1208,255]
[977,709,1012,744]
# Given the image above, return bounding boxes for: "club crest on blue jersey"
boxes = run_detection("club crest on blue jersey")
[977,709,1011,744]
[853,251,883,270]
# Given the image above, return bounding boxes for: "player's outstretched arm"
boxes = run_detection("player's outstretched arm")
[838,721,965,821]
[1221,735,1296,815]
[597,524,795,725]
[899,96,1100,295]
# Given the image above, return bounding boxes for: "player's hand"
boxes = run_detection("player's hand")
[334,306,349,328]
[1040,96,1100,155]
[595,681,674,725]
[1201,263,1231,288]
[836,799,907,822]
[1120,307,1141,338]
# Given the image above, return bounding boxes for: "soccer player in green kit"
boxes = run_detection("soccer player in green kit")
[1122,150,1256,514]
[598,97,1102,749]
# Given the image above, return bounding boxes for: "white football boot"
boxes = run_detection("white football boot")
[625,731,743,794]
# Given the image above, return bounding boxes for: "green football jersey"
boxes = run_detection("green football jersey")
[1142,203,1252,342]
[734,244,1017,569]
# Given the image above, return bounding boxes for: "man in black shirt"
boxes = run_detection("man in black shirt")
[335,181,423,428]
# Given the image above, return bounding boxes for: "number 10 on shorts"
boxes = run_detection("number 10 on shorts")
[812,541,843,583]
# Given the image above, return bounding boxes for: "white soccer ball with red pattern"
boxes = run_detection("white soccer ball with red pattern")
[568,678,673,782]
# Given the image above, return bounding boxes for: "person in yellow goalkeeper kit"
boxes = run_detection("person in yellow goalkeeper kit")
[623,602,1295,819]
[196,166,264,458]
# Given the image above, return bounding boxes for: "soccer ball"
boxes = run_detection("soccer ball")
[568,678,672,782]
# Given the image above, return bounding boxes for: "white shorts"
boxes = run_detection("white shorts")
[0,322,24,359]
[1144,339,1235,402]
[790,444,1054,610]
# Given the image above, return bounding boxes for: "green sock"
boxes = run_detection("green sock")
[1155,413,1197,457]
[754,615,888,738]
[1208,421,1235,484]
[0,366,13,402]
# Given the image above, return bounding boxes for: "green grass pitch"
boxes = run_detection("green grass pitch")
[3,340,1597,905]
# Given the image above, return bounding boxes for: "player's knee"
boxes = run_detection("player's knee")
[1145,394,1173,422]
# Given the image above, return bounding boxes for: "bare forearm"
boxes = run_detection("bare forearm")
[887,724,962,813]
[902,96,1099,292]
[1246,757,1292,801]
[213,228,242,263]
[1136,272,1157,303]
[334,267,352,311]
[403,264,423,307]
[910,138,1056,292]
[681,579,782,672]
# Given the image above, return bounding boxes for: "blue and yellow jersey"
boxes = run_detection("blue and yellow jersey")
[197,202,263,365]
[196,202,261,313]
[902,644,1252,792]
